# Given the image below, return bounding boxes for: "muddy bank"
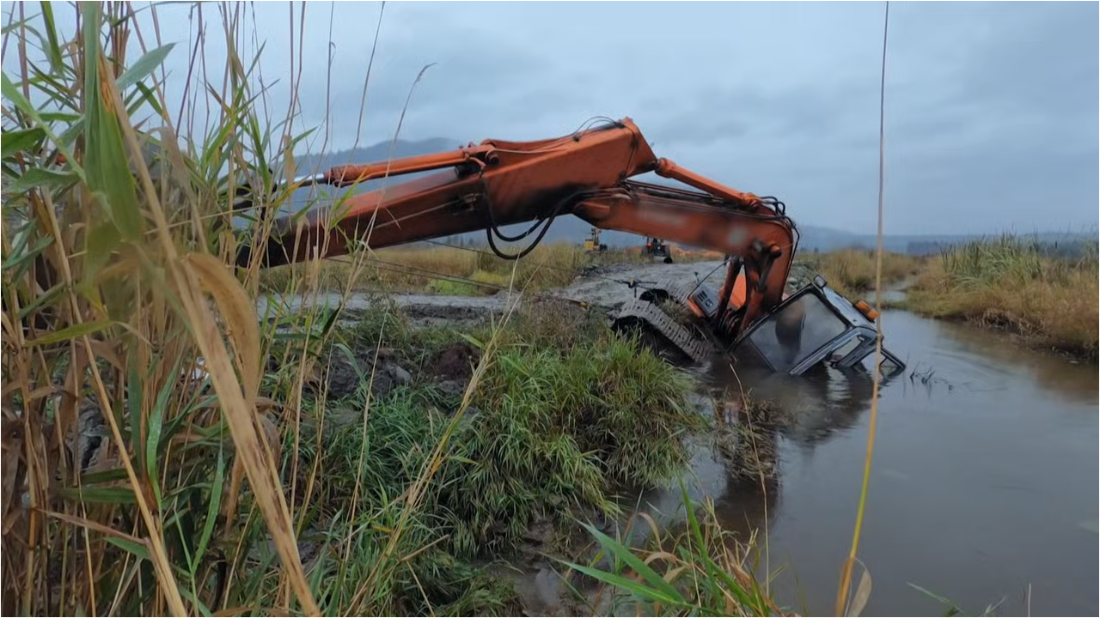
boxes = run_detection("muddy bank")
[257,260,721,332]
[258,290,516,328]
[258,258,818,329]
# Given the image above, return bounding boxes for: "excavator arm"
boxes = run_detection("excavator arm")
[239,117,796,332]
[571,180,795,330]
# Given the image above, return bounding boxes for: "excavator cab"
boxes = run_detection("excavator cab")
[627,273,906,378]
[734,276,906,377]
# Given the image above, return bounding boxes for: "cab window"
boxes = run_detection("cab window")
[742,292,848,372]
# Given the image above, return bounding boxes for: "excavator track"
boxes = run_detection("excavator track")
[656,277,689,301]
[662,278,714,311]
[612,298,711,364]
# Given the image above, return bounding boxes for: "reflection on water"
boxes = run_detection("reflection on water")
[683,310,1098,616]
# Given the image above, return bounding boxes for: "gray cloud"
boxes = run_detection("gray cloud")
[3,1,1095,235]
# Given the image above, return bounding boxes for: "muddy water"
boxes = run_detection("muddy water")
[675,309,1099,616]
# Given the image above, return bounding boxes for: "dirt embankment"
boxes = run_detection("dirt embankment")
[259,258,824,334]
[258,260,730,327]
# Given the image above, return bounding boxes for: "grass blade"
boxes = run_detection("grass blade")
[116,43,176,90]
[185,252,261,401]
[192,447,225,571]
[146,355,184,501]
[908,583,963,616]
[80,2,141,240]
[848,566,872,616]
[106,537,153,562]
[4,167,79,195]
[38,1,63,72]
[560,561,684,608]
[58,486,137,504]
[26,319,113,346]
[0,126,45,158]
[579,521,686,604]
[1,72,84,179]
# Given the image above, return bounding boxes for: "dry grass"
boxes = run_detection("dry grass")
[802,249,922,298]
[907,236,1098,359]
[261,243,629,295]
[258,241,728,297]
[0,4,515,614]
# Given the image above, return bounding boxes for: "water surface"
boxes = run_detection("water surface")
[686,310,1098,616]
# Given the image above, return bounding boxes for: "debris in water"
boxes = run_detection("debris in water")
[880,468,911,483]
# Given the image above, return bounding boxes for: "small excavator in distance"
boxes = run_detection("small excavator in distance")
[583,227,608,252]
[238,117,905,377]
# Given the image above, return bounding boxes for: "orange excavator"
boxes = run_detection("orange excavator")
[237,117,905,377]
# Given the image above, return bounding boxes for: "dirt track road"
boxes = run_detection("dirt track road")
[257,259,730,326]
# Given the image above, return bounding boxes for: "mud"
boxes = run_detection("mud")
[429,343,480,381]
[257,259,824,334]
[558,260,730,307]
[298,346,415,401]
[257,260,737,330]
[428,342,481,382]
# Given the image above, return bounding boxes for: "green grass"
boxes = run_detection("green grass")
[907,235,1099,359]
[449,330,703,554]
[308,302,703,558]
[255,305,707,611]
[278,388,525,615]
[562,487,790,617]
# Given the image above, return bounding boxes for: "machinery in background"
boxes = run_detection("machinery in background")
[584,227,608,252]
[645,237,672,263]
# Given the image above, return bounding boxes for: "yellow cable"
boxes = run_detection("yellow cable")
[836,1,890,615]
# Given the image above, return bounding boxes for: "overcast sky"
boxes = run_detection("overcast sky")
[4,2,1097,235]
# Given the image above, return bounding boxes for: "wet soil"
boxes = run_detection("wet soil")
[428,342,481,382]
[257,260,821,338]
[257,260,734,329]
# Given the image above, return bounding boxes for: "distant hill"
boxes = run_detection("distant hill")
[274,137,1094,256]
[295,138,460,177]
